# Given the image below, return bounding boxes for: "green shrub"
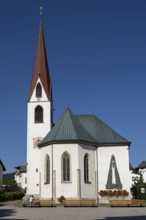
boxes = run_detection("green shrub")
[131,173,146,200]
[3,180,16,185]
[0,191,24,202]
[0,192,5,202]
[136,184,146,200]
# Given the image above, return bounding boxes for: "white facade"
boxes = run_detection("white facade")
[26,56,131,204]
[32,142,132,203]
[27,140,131,203]
[39,143,97,200]
[138,169,146,183]
[26,79,131,203]
[15,173,27,191]
[27,78,52,195]
[26,17,132,204]
[130,171,139,185]
[97,146,131,193]
[136,168,146,183]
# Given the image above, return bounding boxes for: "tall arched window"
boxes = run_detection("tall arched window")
[44,155,50,184]
[84,154,89,182]
[62,152,70,182]
[35,106,43,123]
[36,83,42,98]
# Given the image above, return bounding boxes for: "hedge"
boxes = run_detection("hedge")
[0,191,24,202]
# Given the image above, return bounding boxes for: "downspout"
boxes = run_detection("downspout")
[96,146,99,204]
[51,144,53,200]
[39,172,41,197]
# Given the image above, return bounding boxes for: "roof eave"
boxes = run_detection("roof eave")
[39,140,131,148]
[97,141,131,147]
[39,139,97,148]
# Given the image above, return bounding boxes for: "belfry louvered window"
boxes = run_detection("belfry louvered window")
[62,152,70,182]
[44,155,50,184]
[35,106,43,123]
[36,83,42,98]
[84,154,89,182]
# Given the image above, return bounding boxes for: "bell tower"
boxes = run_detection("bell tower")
[26,8,53,195]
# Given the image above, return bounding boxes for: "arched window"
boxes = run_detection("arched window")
[84,154,89,182]
[44,155,50,184]
[35,106,43,123]
[62,152,70,182]
[36,83,42,98]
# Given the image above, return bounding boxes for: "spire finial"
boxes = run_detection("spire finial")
[40,6,43,15]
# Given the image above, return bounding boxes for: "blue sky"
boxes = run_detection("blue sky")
[0,0,146,173]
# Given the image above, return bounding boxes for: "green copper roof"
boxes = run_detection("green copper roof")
[39,108,131,147]
[76,114,130,144]
[40,108,96,147]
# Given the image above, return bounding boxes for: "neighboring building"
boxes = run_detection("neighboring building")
[15,165,27,191]
[26,12,132,204]
[130,163,139,186]
[134,161,146,183]
[0,160,6,185]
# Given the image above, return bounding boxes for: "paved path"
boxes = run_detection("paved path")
[0,204,146,220]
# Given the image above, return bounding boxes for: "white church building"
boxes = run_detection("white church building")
[26,13,132,204]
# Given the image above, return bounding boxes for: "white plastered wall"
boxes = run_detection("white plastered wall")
[15,173,27,190]
[97,145,131,197]
[138,168,146,182]
[40,143,79,199]
[27,78,52,195]
[78,144,97,199]
[40,143,97,200]
[40,145,52,198]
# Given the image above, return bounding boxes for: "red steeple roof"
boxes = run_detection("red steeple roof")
[28,16,52,101]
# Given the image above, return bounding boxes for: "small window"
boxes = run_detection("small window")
[35,106,43,123]
[36,83,42,98]
[62,152,70,182]
[84,154,89,182]
[44,155,50,184]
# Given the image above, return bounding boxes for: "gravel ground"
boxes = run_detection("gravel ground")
[0,201,146,220]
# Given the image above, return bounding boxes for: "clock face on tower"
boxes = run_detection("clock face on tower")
[33,137,43,148]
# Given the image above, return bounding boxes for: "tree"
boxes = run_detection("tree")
[131,173,146,199]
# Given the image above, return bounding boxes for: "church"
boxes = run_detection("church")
[26,12,131,204]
